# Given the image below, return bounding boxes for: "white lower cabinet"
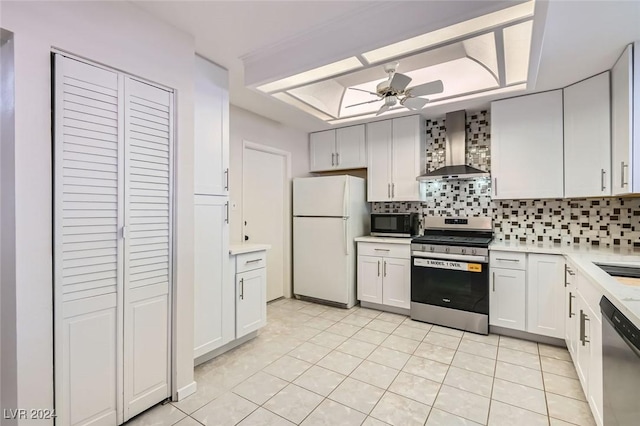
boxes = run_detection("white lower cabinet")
[490,268,526,330]
[357,242,410,310]
[567,268,603,426]
[527,254,565,339]
[234,251,267,339]
[490,252,565,338]
[565,264,578,358]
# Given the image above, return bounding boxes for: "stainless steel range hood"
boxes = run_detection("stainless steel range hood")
[417,110,490,181]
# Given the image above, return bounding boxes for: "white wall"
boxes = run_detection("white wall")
[0,1,196,421]
[229,106,309,297]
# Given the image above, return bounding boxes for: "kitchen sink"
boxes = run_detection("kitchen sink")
[595,263,640,287]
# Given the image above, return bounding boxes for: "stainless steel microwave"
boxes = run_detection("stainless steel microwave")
[370,213,419,237]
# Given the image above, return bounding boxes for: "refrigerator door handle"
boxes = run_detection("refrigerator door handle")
[343,178,349,217]
[343,217,349,255]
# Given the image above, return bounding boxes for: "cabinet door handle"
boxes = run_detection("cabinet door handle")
[336,152,340,165]
[225,201,229,224]
[383,260,387,277]
[245,258,262,264]
[621,161,628,187]
[564,265,568,287]
[377,260,380,277]
[240,278,244,300]
[331,153,335,166]
[392,183,395,198]
[601,169,606,191]
[374,248,390,252]
[224,168,229,191]
[495,258,519,262]
[493,178,497,197]
[387,183,391,198]
[569,292,575,318]
[492,272,495,292]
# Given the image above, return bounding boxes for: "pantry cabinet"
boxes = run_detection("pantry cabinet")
[309,125,366,172]
[491,90,564,200]
[194,55,229,196]
[366,115,425,202]
[193,196,231,358]
[611,43,640,195]
[564,72,611,197]
[357,242,411,311]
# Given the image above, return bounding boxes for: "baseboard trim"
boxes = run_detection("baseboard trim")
[176,381,197,401]
[194,331,259,367]
[490,325,566,347]
[361,301,409,316]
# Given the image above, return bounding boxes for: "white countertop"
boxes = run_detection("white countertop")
[490,240,640,329]
[229,243,271,255]
[355,236,414,245]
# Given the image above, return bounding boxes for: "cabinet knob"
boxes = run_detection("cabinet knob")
[244,235,249,241]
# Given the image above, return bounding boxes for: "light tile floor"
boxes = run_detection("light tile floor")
[128,299,596,426]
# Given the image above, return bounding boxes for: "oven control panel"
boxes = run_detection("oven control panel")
[411,244,489,257]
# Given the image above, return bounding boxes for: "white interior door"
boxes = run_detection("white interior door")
[53,54,122,426]
[123,77,172,420]
[243,145,287,301]
[293,216,349,304]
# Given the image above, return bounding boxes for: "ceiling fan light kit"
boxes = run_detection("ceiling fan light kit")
[346,61,444,115]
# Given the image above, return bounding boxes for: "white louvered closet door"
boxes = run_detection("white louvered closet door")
[54,55,122,426]
[122,77,173,421]
[54,54,173,426]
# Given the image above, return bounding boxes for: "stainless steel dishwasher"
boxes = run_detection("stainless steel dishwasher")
[600,296,640,426]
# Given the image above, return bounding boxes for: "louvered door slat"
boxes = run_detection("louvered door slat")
[53,55,122,426]
[123,77,172,421]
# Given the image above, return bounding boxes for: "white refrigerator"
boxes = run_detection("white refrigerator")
[293,175,369,308]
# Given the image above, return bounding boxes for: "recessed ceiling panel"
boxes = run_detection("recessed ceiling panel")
[288,79,345,118]
[504,20,534,85]
[272,93,334,121]
[361,0,535,64]
[463,32,499,82]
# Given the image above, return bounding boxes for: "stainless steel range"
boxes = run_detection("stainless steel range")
[410,217,493,335]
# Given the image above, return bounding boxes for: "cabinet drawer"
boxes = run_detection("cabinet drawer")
[236,251,266,273]
[490,251,526,270]
[358,243,410,259]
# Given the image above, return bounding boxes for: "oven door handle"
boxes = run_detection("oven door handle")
[412,251,488,263]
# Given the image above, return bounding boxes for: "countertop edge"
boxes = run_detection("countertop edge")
[229,244,271,255]
[355,236,413,245]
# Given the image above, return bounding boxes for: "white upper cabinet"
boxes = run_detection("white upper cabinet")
[611,43,640,195]
[309,130,336,171]
[366,120,393,201]
[194,55,229,196]
[367,115,425,202]
[336,125,367,169]
[391,115,425,201]
[309,125,366,172]
[491,90,564,200]
[564,72,611,197]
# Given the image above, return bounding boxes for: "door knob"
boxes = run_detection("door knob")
[244,235,249,241]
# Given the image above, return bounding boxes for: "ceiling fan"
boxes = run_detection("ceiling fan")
[345,62,444,116]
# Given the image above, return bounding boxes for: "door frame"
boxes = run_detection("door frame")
[241,141,292,298]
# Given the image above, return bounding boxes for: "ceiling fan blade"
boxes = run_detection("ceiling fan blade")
[402,97,429,110]
[389,72,412,92]
[406,80,444,97]
[375,104,390,116]
[348,87,380,96]
[345,99,383,108]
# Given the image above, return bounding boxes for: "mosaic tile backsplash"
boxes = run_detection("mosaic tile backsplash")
[372,110,640,247]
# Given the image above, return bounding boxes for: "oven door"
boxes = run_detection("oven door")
[411,252,489,315]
